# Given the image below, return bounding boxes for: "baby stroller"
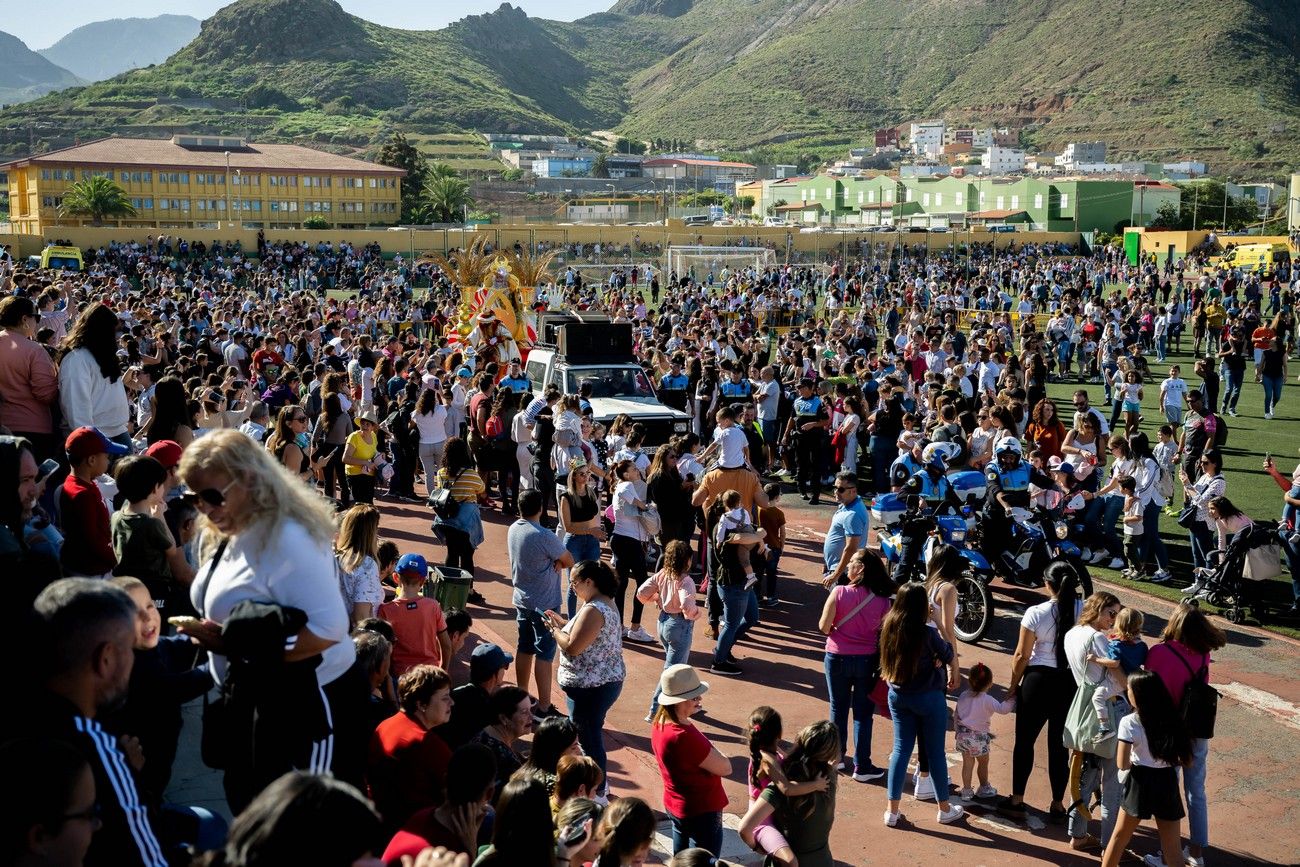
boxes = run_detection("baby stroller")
[1185,519,1286,624]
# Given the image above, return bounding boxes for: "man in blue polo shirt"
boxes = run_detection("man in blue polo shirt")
[499,359,532,394]
[822,471,869,587]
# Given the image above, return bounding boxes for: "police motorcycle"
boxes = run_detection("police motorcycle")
[969,439,1092,589]
[872,443,995,643]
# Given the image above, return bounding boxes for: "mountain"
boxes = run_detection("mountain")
[38,15,201,82]
[0,31,83,106]
[1,0,1296,173]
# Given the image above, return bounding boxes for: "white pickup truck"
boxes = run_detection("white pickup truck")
[524,319,690,450]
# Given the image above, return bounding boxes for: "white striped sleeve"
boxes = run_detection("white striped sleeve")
[75,717,168,867]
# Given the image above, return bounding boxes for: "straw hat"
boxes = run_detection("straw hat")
[657,664,709,705]
[356,408,381,426]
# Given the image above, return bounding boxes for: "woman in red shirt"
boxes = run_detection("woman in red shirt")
[650,664,730,858]
[367,664,454,832]
[1025,398,1069,463]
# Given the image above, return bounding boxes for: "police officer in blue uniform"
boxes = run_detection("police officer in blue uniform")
[782,378,829,503]
[659,358,690,412]
[718,366,754,404]
[498,359,532,394]
[906,443,964,511]
[981,438,1056,580]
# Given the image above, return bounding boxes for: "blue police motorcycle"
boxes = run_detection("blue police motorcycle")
[871,468,995,644]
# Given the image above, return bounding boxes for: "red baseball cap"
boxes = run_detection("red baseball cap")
[65,427,130,462]
[144,439,183,469]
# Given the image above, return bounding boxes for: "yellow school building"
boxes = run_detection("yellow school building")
[2,135,404,233]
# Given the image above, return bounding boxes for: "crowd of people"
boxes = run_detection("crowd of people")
[0,229,1296,866]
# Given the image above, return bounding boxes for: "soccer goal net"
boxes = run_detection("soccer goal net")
[561,262,661,287]
[664,245,777,285]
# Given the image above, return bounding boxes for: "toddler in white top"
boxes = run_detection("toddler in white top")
[955,662,1015,800]
[714,490,766,591]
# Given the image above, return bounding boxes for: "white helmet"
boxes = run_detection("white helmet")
[994,438,1023,458]
[923,441,961,469]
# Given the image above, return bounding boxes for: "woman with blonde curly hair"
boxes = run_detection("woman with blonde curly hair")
[175,429,359,812]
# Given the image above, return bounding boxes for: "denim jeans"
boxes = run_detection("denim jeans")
[1068,695,1127,848]
[885,687,950,801]
[762,547,783,599]
[714,584,759,664]
[825,652,879,771]
[564,533,603,617]
[1188,520,1215,570]
[564,679,623,777]
[1138,500,1170,571]
[1280,533,1300,601]
[650,613,695,716]
[1098,495,1125,556]
[670,810,723,856]
[1222,368,1243,412]
[1156,333,1168,362]
[1183,736,1209,847]
[1262,373,1284,414]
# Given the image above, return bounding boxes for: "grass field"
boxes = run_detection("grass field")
[1040,343,1298,636]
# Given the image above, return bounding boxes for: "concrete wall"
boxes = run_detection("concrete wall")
[3,224,1084,262]
[1128,229,1296,263]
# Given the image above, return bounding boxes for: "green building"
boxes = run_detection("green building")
[759,172,1160,233]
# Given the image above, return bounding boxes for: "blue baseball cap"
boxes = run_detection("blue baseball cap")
[470,643,514,681]
[455,366,473,378]
[395,553,428,576]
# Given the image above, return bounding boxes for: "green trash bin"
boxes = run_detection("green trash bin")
[422,565,472,611]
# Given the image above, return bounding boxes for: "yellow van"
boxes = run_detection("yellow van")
[1207,242,1290,277]
[26,245,84,272]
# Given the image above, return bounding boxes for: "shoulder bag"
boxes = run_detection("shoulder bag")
[1063,641,1117,759]
[430,469,466,521]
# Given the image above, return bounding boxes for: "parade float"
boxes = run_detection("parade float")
[424,236,556,373]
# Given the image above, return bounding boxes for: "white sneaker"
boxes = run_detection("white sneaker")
[937,804,966,824]
[1079,547,1093,563]
[959,787,974,800]
[1089,550,1108,565]
[1148,847,1206,866]
[743,574,758,591]
[975,784,998,798]
[1106,557,1127,569]
[913,772,936,801]
[1265,411,1274,420]
[883,810,900,827]
[625,625,654,643]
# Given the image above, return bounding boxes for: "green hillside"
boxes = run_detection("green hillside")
[0,0,1296,174]
[0,31,83,106]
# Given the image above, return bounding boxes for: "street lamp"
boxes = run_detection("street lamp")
[233,169,242,230]
[224,151,231,231]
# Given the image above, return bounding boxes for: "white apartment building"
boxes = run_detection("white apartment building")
[981,146,1025,174]
[1055,141,1108,167]
[909,121,946,156]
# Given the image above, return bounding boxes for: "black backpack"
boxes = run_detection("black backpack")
[1169,645,1218,739]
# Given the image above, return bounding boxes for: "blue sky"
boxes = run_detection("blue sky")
[13,1,614,49]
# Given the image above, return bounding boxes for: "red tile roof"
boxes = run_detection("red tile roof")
[969,209,1028,219]
[775,202,823,210]
[1,137,404,175]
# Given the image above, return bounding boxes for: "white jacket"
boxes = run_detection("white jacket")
[58,347,130,436]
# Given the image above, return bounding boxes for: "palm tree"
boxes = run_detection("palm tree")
[58,176,136,225]
[422,174,473,224]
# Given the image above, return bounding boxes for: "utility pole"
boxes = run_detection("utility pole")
[1192,182,1198,230]
[1222,178,1230,230]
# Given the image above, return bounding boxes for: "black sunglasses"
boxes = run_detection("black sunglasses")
[196,479,237,508]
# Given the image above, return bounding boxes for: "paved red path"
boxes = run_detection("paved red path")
[378,492,1300,866]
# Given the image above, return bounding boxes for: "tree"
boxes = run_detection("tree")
[732,194,755,216]
[1148,201,1185,230]
[58,176,136,225]
[377,132,429,223]
[501,167,524,182]
[1176,180,1258,231]
[302,215,330,230]
[422,174,474,224]
[766,198,788,217]
[590,154,610,179]
[614,137,646,155]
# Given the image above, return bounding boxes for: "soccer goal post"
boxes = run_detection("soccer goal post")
[664,245,776,284]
